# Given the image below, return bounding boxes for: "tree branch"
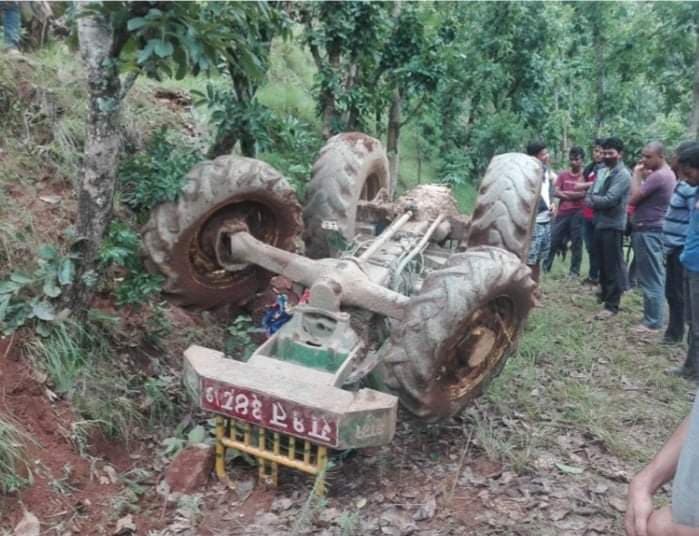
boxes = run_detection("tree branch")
[119,70,141,101]
[399,94,428,128]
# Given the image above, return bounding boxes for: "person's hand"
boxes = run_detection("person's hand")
[634,163,645,178]
[624,477,655,536]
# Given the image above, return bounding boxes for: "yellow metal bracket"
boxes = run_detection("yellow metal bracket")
[214,416,328,495]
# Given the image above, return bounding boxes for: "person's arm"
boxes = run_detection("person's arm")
[629,164,653,205]
[552,174,568,200]
[564,187,586,200]
[625,416,690,536]
[589,172,630,209]
[574,180,594,191]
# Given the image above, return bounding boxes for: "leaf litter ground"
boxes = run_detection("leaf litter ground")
[3,267,695,535]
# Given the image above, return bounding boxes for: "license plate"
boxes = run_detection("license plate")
[200,377,339,448]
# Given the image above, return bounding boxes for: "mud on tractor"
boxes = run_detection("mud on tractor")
[144,132,543,491]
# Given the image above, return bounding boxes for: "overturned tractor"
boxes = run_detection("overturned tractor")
[144,132,543,490]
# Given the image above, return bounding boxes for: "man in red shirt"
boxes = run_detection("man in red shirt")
[544,146,586,276]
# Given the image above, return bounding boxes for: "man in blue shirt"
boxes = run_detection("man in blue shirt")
[662,142,697,344]
[672,143,699,380]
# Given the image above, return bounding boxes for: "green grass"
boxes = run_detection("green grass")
[28,320,143,442]
[258,36,318,126]
[470,257,692,474]
[0,415,32,494]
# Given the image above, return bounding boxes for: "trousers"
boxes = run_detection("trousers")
[665,249,686,342]
[0,1,20,49]
[544,211,583,275]
[631,231,665,329]
[594,228,625,312]
[683,270,699,373]
[583,218,600,281]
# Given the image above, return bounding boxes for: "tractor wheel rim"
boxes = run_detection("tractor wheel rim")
[441,296,517,402]
[188,201,279,287]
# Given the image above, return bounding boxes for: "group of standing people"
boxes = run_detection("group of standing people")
[525,136,698,359]
[523,138,699,535]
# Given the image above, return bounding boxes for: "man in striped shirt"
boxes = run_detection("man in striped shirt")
[663,142,697,344]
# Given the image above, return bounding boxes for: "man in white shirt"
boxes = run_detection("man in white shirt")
[525,141,556,296]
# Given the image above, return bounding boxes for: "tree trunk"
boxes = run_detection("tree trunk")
[321,48,341,139]
[208,134,238,159]
[65,8,122,312]
[689,21,699,140]
[416,127,422,184]
[386,88,402,196]
[345,61,360,130]
[592,23,605,135]
[233,72,256,158]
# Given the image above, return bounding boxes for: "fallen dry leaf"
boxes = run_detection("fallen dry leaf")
[14,510,40,536]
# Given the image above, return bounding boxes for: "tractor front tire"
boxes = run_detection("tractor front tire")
[303,132,390,258]
[143,156,302,309]
[467,153,543,261]
[381,246,535,421]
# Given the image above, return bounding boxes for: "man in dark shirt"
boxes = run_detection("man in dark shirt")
[630,142,676,332]
[586,137,631,319]
[544,146,586,276]
[580,139,606,284]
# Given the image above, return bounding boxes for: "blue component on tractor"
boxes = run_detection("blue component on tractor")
[262,294,292,336]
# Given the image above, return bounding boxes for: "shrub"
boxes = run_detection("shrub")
[99,220,163,306]
[119,128,203,220]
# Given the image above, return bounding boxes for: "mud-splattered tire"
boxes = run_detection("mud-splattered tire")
[303,132,390,258]
[381,246,535,421]
[143,156,302,309]
[467,153,543,262]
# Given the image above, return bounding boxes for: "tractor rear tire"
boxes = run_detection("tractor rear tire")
[143,156,302,309]
[467,153,543,262]
[381,246,535,421]
[303,132,390,258]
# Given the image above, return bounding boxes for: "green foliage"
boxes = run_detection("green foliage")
[143,375,178,426]
[85,2,244,80]
[301,2,441,135]
[160,424,210,458]
[261,115,322,194]
[224,315,257,361]
[0,245,76,335]
[439,150,472,187]
[118,128,203,218]
[99,221,164,306]
[193,82,274,154]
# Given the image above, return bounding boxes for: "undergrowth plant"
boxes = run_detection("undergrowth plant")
[99,220,163,306]
[118,128,203,221]
[261,114,322,196]
[192,82,274,156]
[0,244,76,335]
[0,416,32,494]
[29,319,143,442]
[224,315,256,360]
